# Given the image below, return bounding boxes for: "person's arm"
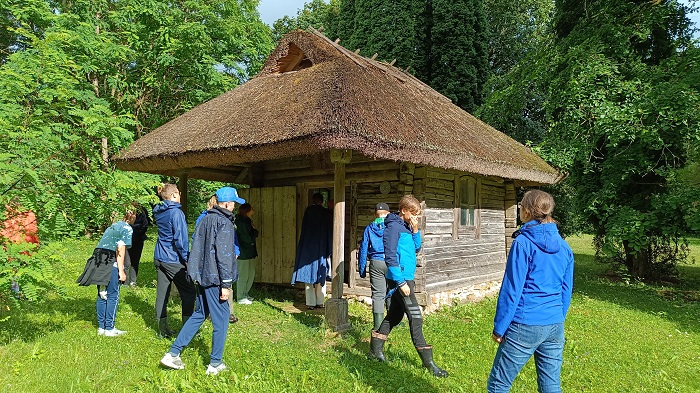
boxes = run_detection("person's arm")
[383,223,405,289]
[561,247,575,318]
[172,210,189,262]
[116,244,127,283]
[235,217,254,245]
[358,226,370,278]
[214,220,234,290]
[493,239,530,337]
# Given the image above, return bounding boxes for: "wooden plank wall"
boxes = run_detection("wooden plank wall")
[238,186,297,285]
[413,166,507,295]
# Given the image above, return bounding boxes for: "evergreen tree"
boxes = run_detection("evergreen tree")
[428,0,489,112]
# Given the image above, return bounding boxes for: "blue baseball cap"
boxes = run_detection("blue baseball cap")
[215,187,245,204]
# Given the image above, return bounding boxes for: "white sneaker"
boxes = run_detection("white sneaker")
[238,298,252,305]
[205,363,227,375]
[97,328,105,336]
[98,290,108,300]
[103,328,127,337]
[160,353,185,370]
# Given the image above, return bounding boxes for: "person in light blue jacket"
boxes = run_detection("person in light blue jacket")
[368,195,447,378]
[153,183,196,338]
[358,202,390,330]
[487,190,574,393]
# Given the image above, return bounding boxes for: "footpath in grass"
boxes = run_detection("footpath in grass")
[0,235,698,392]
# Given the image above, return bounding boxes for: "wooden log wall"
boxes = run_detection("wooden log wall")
[413,166,507,296]
[261,153,511,303]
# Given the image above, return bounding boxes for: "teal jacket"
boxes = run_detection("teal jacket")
[382,213,421,285]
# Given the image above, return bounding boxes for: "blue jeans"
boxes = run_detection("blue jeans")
[487,322,565,393]
[169,285,230,366]
[96,266,121,330]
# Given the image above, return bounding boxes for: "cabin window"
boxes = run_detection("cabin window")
[455,175,480,238]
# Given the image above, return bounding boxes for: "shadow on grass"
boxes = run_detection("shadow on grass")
[574,251,700,335]
[0,295,96,344]
[253,284,326,328]
[332,318,441,393]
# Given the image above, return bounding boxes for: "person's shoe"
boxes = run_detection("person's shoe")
[238,298,253,305]
[205,363,227,375]
[307,305,316,310]
[160,353,185,370]
[97,328,105,336]
[417,346,448,377]
[229,314,238,323]
[104,328,127,337]
[368,330,387,362]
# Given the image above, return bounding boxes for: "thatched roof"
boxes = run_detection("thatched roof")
[115,29,563,185]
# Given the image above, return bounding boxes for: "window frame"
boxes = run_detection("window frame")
[453,175,481,239]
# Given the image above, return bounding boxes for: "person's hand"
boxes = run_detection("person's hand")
[409,215,420,233]
[118,269,127,283]
[220,287,229,301]
[399,283,410,296]
[492,332,503,344]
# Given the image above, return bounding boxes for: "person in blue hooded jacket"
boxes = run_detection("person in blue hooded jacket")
[160,186,244,375]
[153,183,196,338]
[358,202,391,330]
[368,195,448,378]
[487,190,574,393]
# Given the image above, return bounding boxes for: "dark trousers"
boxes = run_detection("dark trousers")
[369,259,391,314]
[127,236,145,284]
[154,259,196,319]
[377,280,427,348]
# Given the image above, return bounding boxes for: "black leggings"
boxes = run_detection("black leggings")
[377,280,427,348]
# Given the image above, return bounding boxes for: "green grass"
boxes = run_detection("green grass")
[0,235,699,392]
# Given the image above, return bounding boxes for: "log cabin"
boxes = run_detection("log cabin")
[114,29,564,329]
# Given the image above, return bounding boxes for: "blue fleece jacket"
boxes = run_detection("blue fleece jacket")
[493,220,574,337]
[153,200,189,264]
[382,213,421,285]
[358,217,386,278]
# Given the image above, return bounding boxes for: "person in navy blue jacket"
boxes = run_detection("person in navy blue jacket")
[160,186,244,375]
[358,202,391,330]
[153,183,196,338]
[487,190,574,393]
[368,195,448,378]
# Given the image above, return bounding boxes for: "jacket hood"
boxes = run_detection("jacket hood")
[153,200,181,215]
[368,217,386,236]
[384,212,405,227]
[518,220,561,254]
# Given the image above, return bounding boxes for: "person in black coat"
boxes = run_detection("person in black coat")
[127,203,150,286]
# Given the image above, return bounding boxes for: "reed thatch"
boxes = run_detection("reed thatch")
[114,29,563,185]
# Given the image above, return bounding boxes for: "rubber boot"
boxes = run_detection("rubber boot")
[368,330,387,362]
[158,317,176,338]
[372,313,384,331]
[417,346,448,377]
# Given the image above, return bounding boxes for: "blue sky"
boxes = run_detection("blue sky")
[257,0,700,34]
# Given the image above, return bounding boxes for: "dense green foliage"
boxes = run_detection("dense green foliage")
[481,0,700,280]
[0,235,699,391]
[271,0,341,42]
[0,0,273,305]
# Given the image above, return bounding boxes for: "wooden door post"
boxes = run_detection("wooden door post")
[326,149,351,332]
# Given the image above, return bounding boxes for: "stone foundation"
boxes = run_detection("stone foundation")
[352,280,502,314]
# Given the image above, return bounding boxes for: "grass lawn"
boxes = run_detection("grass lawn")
[0,235,699,392]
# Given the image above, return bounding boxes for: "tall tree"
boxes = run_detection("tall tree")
[0,0,274,305]
[426,0,489,112]
[509,0,700,280]
[271,0,341,41]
